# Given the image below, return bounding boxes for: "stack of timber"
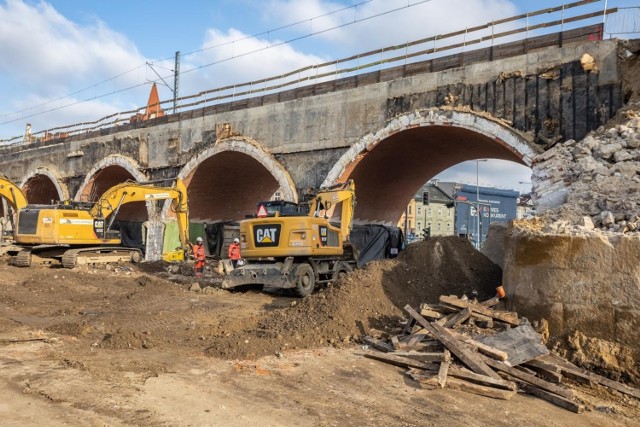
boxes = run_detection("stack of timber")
[361,294,640,413]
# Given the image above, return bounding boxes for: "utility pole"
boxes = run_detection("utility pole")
[475,159,487,249]
[173,51,180,114]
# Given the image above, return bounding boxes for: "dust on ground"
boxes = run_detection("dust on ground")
[0,237,638,426]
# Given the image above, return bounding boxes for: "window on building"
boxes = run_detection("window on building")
[438,209,442,217]
[408,206,412,215]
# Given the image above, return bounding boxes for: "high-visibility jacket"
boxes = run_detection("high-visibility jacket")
[228,243,241,260]
[193,243,206,262]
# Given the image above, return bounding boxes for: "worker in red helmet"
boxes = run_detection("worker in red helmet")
[191,236,206,278]
[228,237,242,268]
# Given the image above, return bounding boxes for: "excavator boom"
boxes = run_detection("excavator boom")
[0,177,28,212]
[308,180,355,242]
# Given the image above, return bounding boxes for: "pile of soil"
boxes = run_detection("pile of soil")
[204,236,502,360]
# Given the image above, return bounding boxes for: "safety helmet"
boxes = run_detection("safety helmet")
[196,236,203,243]
[233,237,240,243]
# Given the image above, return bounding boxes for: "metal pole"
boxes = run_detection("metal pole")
[404,203,409,245]
[173,51,180,114]
[476,161,480,249]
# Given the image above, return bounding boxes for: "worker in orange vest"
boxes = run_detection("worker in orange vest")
[228,237,242,268]
[190,236,206,278]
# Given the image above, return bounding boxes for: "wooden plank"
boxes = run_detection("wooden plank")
[448,330,508,361]
[363,336,393,353]
[406,333,428,348]
[538,355,640,399]
[446,378,516,400]
[439,295,519,326]
[523,360,564,383]
[525,358,561,373]
[437,350,451,388]
[361,351,439,371]
[419,307,445,320]
[479,296,500,308]
[407,369,439,390]
[520,384,585,414]
[481,356,574,399]
[404,305,501,380]
[391,352,447,363]
[401,318,415,335]
[443,307,472,329]
[448,366,516,391]
[595,375,640,400]
[390,335,401,350]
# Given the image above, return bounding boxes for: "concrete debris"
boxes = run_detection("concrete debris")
[531,100,640,233]
[580,53,598,73]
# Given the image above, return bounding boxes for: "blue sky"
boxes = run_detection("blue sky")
[0,0,637,191]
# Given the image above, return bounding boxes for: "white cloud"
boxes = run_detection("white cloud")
[0,0,150,138]
[263,0,520,53]
[178,27,326,95]
[0,0,144,88]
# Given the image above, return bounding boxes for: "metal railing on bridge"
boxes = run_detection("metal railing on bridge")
[2,0,637,147]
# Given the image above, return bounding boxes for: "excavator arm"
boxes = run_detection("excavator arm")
[0,177,28,212]
[308,179,356,241]
[90,179,190,251]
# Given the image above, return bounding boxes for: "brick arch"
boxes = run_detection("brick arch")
[75,155,151,221]
[322,108,535,224]
[169,137,297,222]
[20,166,68,204]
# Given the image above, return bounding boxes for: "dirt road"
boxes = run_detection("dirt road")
[0,241,638,426]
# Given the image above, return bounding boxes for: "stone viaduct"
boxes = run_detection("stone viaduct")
[0,25,624,243]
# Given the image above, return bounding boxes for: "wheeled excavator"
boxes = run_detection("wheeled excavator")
[10,179,190,268]
[222,180,356,297]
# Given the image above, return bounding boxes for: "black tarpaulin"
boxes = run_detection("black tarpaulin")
[204,222,225,258]
[349,224,403,267]
[112,220,145,252]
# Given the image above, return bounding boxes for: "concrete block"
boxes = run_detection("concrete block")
[564,303,616,341]
[614,308,640,349]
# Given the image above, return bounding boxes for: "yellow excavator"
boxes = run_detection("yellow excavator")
[11,179,189,268]
[0,177,29,244]
[222,180,356,296]
[0,177,28,212]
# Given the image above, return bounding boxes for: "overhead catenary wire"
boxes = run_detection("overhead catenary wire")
[0,0,437,128]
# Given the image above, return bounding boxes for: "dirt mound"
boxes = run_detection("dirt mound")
[552,330,640,384]
[204,236,502,360]
[100,328,155,350]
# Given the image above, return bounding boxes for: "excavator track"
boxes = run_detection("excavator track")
[61,249,81,269]
[13,250,32,267]
[61,247,143,269]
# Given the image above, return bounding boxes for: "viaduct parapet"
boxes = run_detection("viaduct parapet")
[0,27,623,228]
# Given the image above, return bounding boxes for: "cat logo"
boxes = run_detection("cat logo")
[254,224,281,247]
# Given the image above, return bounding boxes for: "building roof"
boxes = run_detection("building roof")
[414,181,455,203]
[414,181,520,204]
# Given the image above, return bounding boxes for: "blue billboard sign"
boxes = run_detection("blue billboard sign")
[454,185,519,247]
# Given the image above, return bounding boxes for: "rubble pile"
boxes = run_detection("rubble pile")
[533,103,640,233]
[532,42,640,233]
[363,293,640,412]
